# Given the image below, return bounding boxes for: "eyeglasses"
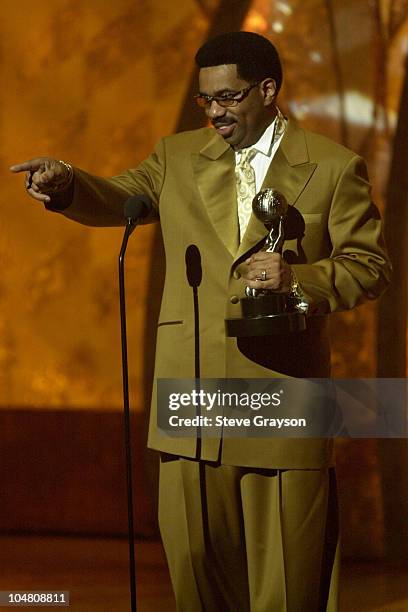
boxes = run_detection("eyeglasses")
[194,81,262,108]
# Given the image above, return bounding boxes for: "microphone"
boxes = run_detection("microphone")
[185,244,202,288]
[124,194,152,223]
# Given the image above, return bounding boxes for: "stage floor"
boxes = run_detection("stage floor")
[0,536,406,611]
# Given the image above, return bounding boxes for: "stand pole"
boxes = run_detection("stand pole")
[119,220,137,612]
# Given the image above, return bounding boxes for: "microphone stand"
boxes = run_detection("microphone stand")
[119,217,138,612]
[192,273,201,458]
[185,245,202,458]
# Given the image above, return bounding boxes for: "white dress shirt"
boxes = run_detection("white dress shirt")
[235,114,286,238]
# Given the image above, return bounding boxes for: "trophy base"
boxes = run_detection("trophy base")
[225,311,306,337]
[241,293,288,318]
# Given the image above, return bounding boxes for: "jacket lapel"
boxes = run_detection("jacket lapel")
[193,132,239,257]
[234,120,317,263]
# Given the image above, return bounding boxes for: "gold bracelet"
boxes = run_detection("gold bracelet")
[289,270,309,313]
[58,160,74,184]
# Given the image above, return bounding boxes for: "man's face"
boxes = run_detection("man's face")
[198,64,275,150]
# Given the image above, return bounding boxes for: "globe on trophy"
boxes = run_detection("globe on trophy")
[225,188,307,337]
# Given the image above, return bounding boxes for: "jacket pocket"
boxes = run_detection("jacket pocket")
[155,320,186,378]
[157,319,184,327]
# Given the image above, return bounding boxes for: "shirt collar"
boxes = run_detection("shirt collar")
[253,117,278,157]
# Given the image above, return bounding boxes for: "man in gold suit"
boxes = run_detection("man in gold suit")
[11,32,390,612]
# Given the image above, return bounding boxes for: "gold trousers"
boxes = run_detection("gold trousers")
[158,457,339,612]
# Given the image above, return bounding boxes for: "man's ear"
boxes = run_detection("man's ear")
[262,79,277,106]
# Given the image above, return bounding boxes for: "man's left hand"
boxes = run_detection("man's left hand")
[243,252,292,292]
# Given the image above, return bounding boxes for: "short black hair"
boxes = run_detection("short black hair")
[195,31,282,94]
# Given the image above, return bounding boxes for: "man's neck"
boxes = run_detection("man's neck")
[233,109,278,152]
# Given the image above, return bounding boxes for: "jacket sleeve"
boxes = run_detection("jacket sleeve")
[292,155,391,313]
[47,139,166,227]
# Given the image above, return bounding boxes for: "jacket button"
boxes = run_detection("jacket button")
[233,270,241,279]
[230,295,239,304]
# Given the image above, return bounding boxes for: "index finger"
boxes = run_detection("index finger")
[9,158,46,173]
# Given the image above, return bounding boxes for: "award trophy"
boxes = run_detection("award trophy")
[226,188,307,337]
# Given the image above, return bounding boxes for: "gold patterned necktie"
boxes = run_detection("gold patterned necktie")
[235,147,257,240]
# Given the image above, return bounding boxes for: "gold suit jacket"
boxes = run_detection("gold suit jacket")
[59,120,391,469]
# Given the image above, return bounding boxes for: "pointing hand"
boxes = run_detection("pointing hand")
[10,157,73,203]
